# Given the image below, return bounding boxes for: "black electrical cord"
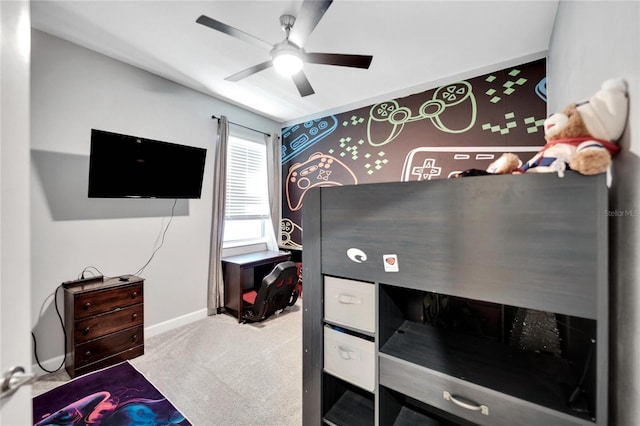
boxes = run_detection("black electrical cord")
[31,284,67,374]
[78,265,105,280]
[133,198,177,277]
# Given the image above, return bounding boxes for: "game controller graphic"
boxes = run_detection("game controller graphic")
[401,146,540,181]
[367,81,477,147]
[281,116,338,163]
[286,152,358,211]
[535,77,547,102]
[280,218,302,249]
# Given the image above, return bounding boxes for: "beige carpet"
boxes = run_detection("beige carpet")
[33,302,303,425]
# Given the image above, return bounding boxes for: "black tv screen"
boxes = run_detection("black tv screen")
[88,129,207,199]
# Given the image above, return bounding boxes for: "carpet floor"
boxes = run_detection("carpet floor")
[33,302,303,426]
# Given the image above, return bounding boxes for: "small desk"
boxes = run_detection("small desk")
[222,250,291,322]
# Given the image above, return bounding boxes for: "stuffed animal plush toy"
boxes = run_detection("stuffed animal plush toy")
[453,152,520,177]
[516,78,628,176]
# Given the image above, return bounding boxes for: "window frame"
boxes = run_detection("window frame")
[223,133,270,248]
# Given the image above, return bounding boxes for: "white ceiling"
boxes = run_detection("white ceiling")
[30,0,559,125]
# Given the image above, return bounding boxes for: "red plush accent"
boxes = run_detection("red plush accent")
[295,262,303,298]
[243,290,257,305]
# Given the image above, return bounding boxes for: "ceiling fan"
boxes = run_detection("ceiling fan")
[196,0,373,97]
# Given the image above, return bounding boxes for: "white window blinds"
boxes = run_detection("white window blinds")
[225,135,269,220]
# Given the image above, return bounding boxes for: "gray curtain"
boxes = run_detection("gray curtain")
[207,116,228,315]
[265,132,281,251]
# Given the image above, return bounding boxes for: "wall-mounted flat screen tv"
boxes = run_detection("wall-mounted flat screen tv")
[88,129,207,199]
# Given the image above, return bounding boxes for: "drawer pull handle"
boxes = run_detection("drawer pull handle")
[132,334,138,341]
[131,313,138,320]
[131,291,138,299]
[335,346,360,361]
[82,327,91,335]
[84,350,92,359]
[443,391,489,416]
[83,302,91,310]
[337,294,361,305]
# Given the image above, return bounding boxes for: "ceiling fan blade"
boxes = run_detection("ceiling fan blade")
[196,15,273,51]
[288,0,333,48]
[305,52,373,69]
[291,71,315,97]
[225,61,273,82]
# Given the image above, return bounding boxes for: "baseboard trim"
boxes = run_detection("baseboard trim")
[144,308,208,339]
[32,308,209,376]
[33,355,66,376]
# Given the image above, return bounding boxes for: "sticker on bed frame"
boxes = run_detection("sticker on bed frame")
[383,254,399,272]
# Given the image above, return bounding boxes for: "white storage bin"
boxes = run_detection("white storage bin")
[324,276,375,333]
[324,326,375,392]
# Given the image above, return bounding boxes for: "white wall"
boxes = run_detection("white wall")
[30,30,281,370]
[548,2,640,425]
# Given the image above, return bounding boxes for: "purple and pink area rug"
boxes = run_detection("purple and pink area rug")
[33,361,191,426]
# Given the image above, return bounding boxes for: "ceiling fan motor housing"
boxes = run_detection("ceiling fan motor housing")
[280,14,296,33]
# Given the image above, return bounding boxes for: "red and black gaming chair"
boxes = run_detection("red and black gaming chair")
[242,261,299,322]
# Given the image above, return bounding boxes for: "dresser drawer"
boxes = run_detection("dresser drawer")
[74,325,144,368]
[324,326,375,392]
[379,355,593,426]
[74,345,145,377]
[73,283,143,319]
[74,304,143,343]
[324,276,375,333]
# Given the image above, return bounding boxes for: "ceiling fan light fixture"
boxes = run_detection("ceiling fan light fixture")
[272,47,304,76]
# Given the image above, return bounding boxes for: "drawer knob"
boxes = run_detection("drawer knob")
[131,291,138,299]
[82,327,91,335]
[443,391,489,416]
[132,334,138,341]
[131,313,138,320]
[83,302,91,310]
[84,350,92,359]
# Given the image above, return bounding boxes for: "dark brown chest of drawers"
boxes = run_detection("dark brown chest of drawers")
[64,275,144,378]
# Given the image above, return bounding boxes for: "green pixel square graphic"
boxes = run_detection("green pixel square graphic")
[524,116,535,124]
[503,81,515,88]
[516,78,527,85]
[491,96,501,103]
[504,88,515,95]
[486,88,496,96]
[509,69,521,77]
[482,123,492,130]
[505,112,515,119]
[500,128,510,135]
[486,75,496,82]
[506,121,517,129]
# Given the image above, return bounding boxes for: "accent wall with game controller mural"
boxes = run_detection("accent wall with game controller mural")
[281,58,547,248]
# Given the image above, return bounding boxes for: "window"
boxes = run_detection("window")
[223,134,270,246]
